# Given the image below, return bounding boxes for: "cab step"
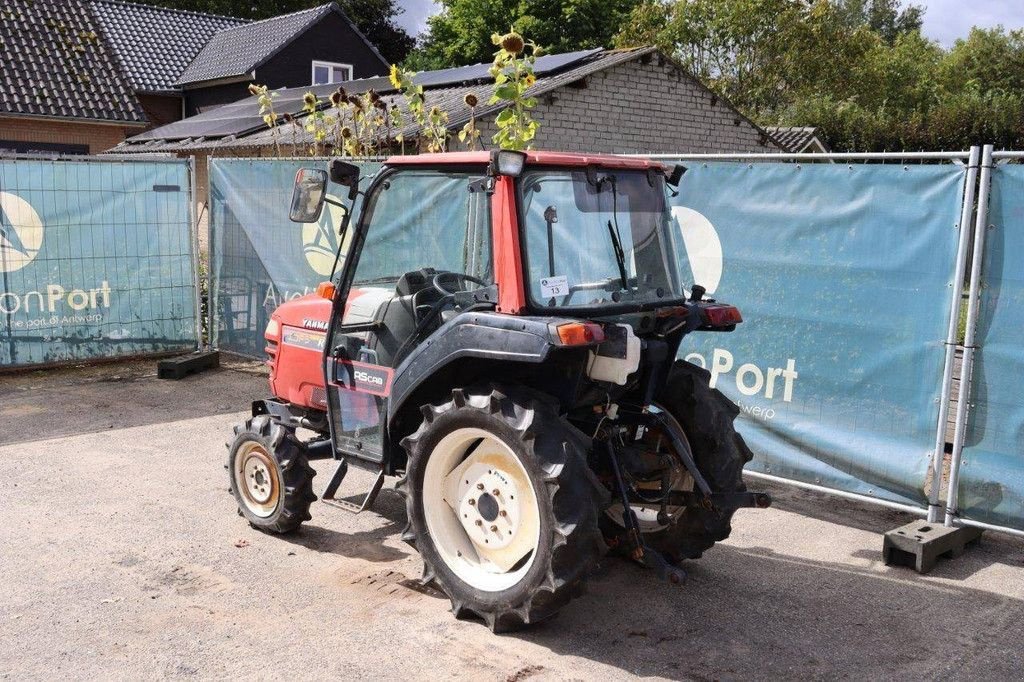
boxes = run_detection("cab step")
[321,458,385,514]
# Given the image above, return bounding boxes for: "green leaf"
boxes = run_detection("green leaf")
[495,108,515,124]
[494,84,517,100]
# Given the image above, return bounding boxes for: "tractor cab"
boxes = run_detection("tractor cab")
[229,150,765,632]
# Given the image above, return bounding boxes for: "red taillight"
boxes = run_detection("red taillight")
[701,304,743,327]
[555,322,605,346]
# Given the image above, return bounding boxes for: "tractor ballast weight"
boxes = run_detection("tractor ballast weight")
[226,149,769,631]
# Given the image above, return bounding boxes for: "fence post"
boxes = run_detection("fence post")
[188,156,204,351]
[944,144,994,526]
[927,146,980,522]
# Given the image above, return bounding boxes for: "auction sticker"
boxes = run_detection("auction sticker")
[540,275,569,298]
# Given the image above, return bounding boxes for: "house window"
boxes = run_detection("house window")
[312,61,353,85]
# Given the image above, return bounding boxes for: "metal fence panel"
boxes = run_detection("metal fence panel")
[958,163,1024,530]
[664,161,967,507]
[0,158,197,367]
[209,159,379,356]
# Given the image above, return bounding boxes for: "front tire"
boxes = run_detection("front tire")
[227,415,316,534]
[398,386,604,632]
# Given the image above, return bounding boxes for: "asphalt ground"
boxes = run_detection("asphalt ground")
[1,359,1022,680]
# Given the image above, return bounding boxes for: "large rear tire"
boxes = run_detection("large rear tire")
[601,360,753,561]
[398,386,604,632]
[651,360,753,559]
[227,415,316,534]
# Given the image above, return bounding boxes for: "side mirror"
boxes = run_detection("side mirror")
[329,160,360,200]
[666,164,687,188]
[289,168,328,223]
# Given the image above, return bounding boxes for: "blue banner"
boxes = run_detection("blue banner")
[210,157,968,510]
[668,161,966,507]
[959,164,1024,530]
[209,159,378,356]
[0,159,197,366]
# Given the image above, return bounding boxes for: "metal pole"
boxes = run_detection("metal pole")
[953,516,1024,539]
[188,156,204,351]
[206,154,216,351]
[927,146,980,522]
[744,470,929,517]
[637,151,972,161]
[944,144,994,526]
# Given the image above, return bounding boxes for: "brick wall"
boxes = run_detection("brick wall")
[472,54,774,154]
[0,116,140,154]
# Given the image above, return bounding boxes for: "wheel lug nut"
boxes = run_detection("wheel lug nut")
[499,510,507,517]
[467,498,475,506]
[476,483,485,490]
[475,519,483,526]
[492,489,500,496]
[490,525,498,532]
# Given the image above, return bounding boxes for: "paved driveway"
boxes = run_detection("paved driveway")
[1,360,1022,680]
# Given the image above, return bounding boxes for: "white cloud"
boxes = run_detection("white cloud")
[915,0,1024,45]
[396,0,440,35]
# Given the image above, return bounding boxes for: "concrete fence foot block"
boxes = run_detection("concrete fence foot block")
[882,520,983,574]
[157,351,220,380]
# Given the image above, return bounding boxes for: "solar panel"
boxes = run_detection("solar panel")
[131,50,603,143]
[534,48,603,75]
[412,48,601,89]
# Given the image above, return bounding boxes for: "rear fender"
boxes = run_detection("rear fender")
[386,311,592,422]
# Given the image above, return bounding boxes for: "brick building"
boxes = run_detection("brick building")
[0,1,386,155]
[115,47,777,157]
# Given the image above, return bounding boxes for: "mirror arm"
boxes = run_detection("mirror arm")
[324,196,346,209]
[326,200,355,283]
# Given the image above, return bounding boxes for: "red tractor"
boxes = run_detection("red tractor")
[227,150,769,631]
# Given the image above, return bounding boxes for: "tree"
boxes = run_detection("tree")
[406,0,643,70]
[614,0,1024,151]
[135,0,414,64]
[835,0,923,44]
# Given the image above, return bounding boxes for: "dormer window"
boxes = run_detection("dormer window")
[312,61,353,85]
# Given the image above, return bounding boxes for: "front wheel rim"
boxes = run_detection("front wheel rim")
[234,441,280,518]
[422,427,541,593]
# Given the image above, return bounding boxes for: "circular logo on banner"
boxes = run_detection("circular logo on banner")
[301,193,345,277]
[671,205,723,294]
[0,192,44,273]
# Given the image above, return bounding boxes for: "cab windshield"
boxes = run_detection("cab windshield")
[519,168,683,309]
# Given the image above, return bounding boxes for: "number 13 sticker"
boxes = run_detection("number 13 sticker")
[540,275,569,298]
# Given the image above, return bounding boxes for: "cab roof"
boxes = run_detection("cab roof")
[385,150,667,171]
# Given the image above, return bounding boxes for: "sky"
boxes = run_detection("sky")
[394,0,1024,46]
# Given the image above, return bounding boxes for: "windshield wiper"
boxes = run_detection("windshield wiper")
[604,177,629,291]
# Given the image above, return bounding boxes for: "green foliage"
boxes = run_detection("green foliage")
[136,0,414,64]
[406,0,642,70]
[487,30,541,151]
[614,0,1024,151]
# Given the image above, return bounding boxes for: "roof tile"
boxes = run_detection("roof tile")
[0,0,146,123]
[176,3,334,86]
[91,0,245,93]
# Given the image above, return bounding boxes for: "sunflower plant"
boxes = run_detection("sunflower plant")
[488,30,541,151]
[248,83,281,157]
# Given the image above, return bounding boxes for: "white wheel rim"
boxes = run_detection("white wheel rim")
[422,427,541,592]
[234,441,279,518]
[605,404,694,532]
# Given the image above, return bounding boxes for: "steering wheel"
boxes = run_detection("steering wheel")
[432,271,488,296]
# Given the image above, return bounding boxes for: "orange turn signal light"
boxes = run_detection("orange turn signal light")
[556,322,605,346]
[316,281,336,300]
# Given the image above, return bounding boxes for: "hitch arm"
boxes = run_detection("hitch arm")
[604,439,687,585]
